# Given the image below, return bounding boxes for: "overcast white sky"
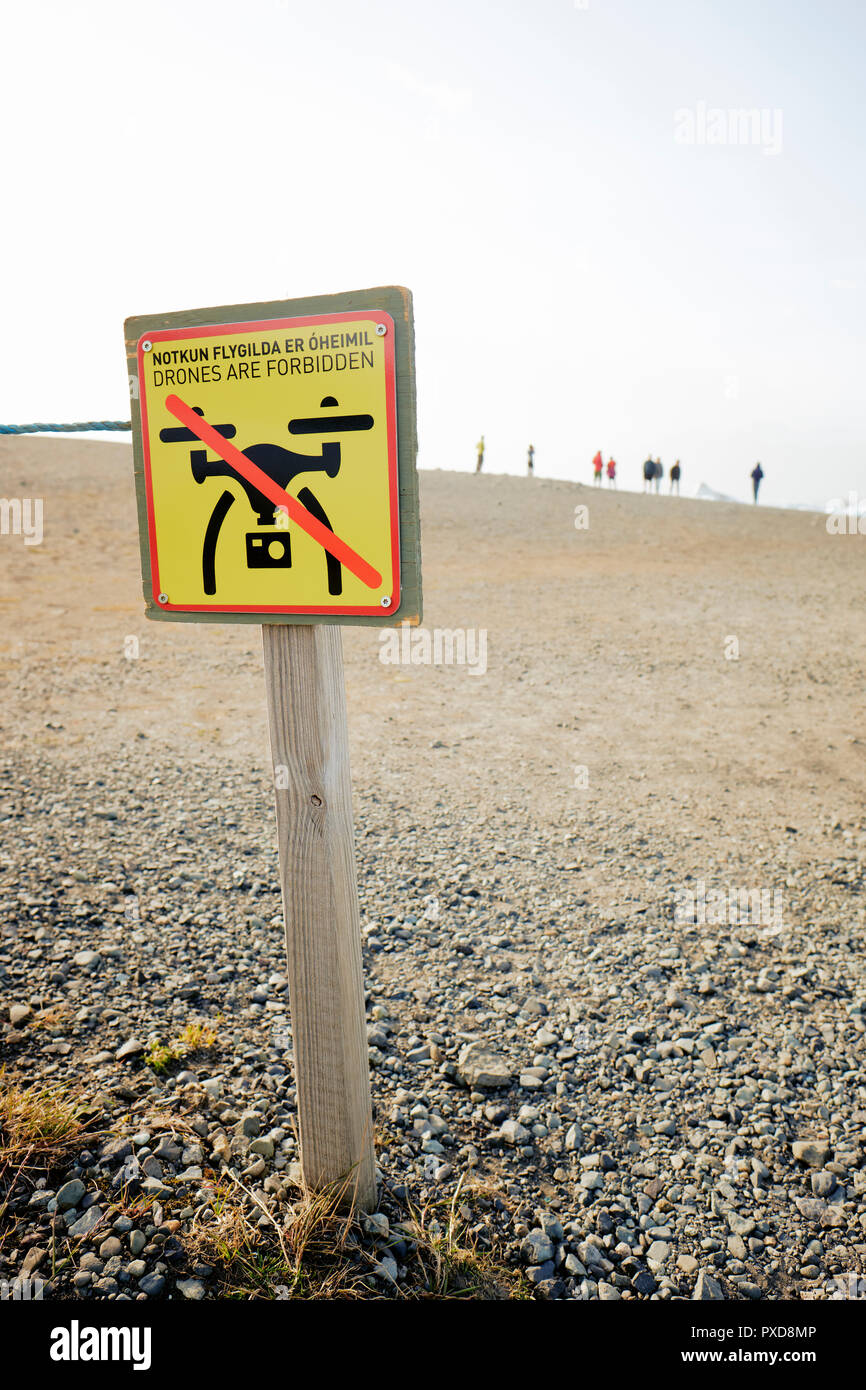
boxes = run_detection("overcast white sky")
[1,0,864,505]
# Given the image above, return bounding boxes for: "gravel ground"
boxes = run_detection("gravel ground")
[1,439,865,1301]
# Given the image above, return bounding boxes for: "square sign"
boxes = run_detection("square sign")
[125,287,420,625]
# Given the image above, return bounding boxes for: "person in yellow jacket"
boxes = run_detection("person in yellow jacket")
[476,435,485,472]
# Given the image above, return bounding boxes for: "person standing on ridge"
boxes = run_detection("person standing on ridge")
[527,443,535,476]
[654,459,663,493]
[476,435,485,473]
[670,460,681,494]
[751,461,764,502]
[593,450,603,486]
[606,456,617,488]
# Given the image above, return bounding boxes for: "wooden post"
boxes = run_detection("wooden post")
[262,622,376,1211]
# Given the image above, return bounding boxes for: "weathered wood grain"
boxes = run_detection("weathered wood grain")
[262,621,376,1210]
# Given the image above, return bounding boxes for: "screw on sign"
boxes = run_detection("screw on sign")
[125,288,421,1210]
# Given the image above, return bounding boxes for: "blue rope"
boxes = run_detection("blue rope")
[0,421,131,434]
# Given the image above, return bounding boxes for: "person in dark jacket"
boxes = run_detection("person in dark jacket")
[670,460,681,494]
[751,462,764,502]
[643,456,655,493]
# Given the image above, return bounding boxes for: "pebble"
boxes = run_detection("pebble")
[693,1270,724,1301]
[792,1140,831,1168]
[373,1256,399,1285]
[138,1273,166,1297]
[521,1231,555,1265]
[500,1120,531,1146]
[362,1212,390,1240]
[457,1041,511,1089]
[67,1206,104,1238]
[55,1179,86,1212]
[176,1278,207,1300]
[646,1240,671,1268]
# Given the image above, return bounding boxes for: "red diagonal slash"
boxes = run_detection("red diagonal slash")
[164,393,383,590]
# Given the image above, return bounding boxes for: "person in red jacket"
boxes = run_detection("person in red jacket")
[592,450,603,486]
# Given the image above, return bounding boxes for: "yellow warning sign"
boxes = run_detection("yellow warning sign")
[136,311,400,616]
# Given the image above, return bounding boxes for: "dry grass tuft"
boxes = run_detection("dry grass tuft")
[187,1167,373,1299]
[0,1072,104,1256]
[183,1166,525,1301]
[403,1178,530,1299]
[0,1073,100,1181]
[144,1018,223,1073]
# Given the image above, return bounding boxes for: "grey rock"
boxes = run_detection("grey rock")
[726,1211,756,1238]
[794,1198,827,1220]
[176,1278,207,1300]
[56,1179,86,1211]
[646,1240,671,1267]
[138,1272,165,1296]
[362,1212,390,1240]
[579,1170,604,1191]
[457,1041,511,1089]
[792,1140,831,1168]
[500,1120,531,1145]
[141,1177,172,1199]
[598,1281,622,1300]
[68,1205,104,1238]
[632,1270,658,1295]
[152,1138,183,1163]
[373,1255,399,1285]
[693,1270,725,1300]
[73,950,101,970]
[811,1171,837,1198]
[100,1138,132,1165]
[564,1122,582,1153]
[521,1230,555,1265]
[116,1038,145,1060]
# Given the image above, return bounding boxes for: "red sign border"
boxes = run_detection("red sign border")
[137,310,400,616]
